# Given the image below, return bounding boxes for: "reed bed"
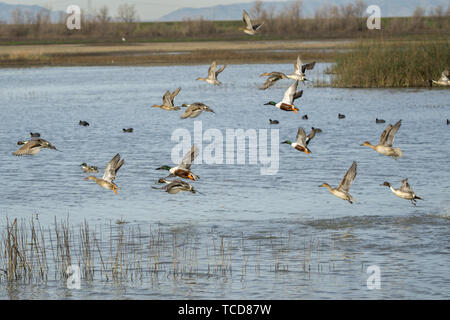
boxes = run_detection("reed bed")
[0,217,357,285]
[330,40,450,87]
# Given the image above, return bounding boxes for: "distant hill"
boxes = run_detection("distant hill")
[158,0,449,21]
[0,2,63,23]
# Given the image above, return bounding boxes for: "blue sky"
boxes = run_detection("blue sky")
[2,0,286,20]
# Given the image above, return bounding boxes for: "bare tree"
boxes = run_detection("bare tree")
[117,3,138,23]
[96,5,111,23]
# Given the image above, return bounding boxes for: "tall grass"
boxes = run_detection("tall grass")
[0,217,351,284]
[330,40,450,87]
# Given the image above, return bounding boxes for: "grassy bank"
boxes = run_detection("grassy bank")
[330,40,450,87]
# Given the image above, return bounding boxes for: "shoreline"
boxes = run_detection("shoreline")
[0,40,351,67]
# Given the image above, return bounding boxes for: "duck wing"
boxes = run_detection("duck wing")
[306,127,321,146]
[13,140,41,156]
[383,120,401,147]
[302,61,316,74]
[162,90,173,107]
[179,145,199,170]
[102,153,124,183]
[242,10,253,29]
[215,65,226,77]
[259,72,286,90]
[170,87,181,105]
[338,161,357,192]
[208,61,217,80]
[281,80,299,104]
[400,178,413,192]
[296,128,307,147]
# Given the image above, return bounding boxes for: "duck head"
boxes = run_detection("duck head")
[156,165,171,171]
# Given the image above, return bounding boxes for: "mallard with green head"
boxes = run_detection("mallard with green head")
[282,127,320,154]
[156,145,199,181]
[264,80,302,113]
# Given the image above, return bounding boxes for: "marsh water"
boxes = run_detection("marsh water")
[0,64,449,299]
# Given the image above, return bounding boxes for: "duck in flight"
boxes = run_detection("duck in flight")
[240,10,263,35]
[13,133,58,156]
[156,145,199,181]
[361,120,403,160]
[196,61,226,85]
[264,80,302,113]
[181,103,215,119]
[282,127,321,154]
[153,178,199,194]
[152,87,181,110]
[381,178,423,206]
[81,163,99,173]
[319,162,357,204]
[259,56,315,90]
[84,153,124,194]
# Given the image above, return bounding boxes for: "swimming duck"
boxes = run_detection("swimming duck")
[259,56,315,90]
[319,161,357,204]
[181,103,215,119]
[361,120,403,160]
[269,119,279,124]
[338,113,345,119]
[376,118,385,124]
[240,10,263,35]
[84,153,124,194]
[196,61,226,85]
[13,137,58,156]
[153,179,198,194]
[79,120,89,126]
[123,128,133,133]
[446,119,449,125]
[430,70,450,86]
[264,80,302,113]
[302,114,308,120]
[156,145,199,181]
[80,163,99,173]
[282,127,319,154]
[152,87,181,110]
[381,178,423,206]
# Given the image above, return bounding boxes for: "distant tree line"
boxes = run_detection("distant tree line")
[0,1,449,42]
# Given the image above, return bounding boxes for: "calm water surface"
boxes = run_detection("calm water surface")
[0,64,449,299]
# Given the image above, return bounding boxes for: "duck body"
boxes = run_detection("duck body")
[269,119,279,124]
[153,87,181,110]
[320,162,357,204]
[154,179,197,194]
[362,120,403,160]
[156,145,200,181]
[264,80,302,113]
[84,153,124,194]
[382,179,423,206]
[81,163,99,173]
[196,61,226,86]
[376,118,385,123]
[181,103,215,119]
[79,121,89,126]
[13,138,57,156]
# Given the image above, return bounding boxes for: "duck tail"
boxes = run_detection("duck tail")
[414,195,423,200]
